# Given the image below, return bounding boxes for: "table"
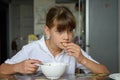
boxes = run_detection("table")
[0,73,113,80]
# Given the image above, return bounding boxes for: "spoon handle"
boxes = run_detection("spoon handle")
[34,63,43,66]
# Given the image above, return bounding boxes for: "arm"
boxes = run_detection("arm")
[0,59,41,75]
[78,56,110,74]
[65,42,110,74]
[0,63,16,74]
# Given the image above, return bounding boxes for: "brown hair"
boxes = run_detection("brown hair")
[46,6,76,32]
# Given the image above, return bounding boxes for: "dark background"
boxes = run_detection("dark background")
[0,0,9,64]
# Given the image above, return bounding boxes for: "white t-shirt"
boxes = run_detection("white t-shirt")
[5,36,99,74]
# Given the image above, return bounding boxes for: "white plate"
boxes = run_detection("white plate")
[109,73,120,80]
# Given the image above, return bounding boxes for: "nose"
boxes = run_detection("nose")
[63,31,69,40]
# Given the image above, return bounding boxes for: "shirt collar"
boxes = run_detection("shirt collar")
[39,35,66,56]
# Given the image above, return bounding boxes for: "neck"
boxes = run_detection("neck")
[46,40,62,57]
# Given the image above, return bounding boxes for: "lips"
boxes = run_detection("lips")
[61,42,68,47]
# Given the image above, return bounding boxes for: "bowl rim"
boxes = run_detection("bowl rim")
[41,62,68,66]
[35,62,69,67]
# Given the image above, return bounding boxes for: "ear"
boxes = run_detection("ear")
[44,25,50,36]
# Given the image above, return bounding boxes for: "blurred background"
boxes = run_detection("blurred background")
[0,0,119,74]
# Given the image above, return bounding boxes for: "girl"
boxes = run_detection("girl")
[0,6,109,74]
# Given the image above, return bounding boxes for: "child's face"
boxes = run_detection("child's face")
[45,25,74,49]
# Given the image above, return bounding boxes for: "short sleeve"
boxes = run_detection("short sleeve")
[5,46,29,64]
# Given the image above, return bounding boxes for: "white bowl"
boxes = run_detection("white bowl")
[40,62,67,79]
[109,73,120,80]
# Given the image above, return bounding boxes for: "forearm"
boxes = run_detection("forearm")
[0,63,17,75]
[78,57,110,74]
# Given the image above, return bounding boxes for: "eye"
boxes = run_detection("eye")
[55,30,63,34]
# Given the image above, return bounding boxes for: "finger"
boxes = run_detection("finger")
[28,63,39,69]
[66,46,80,54]
[28,59,42,64]
[65,45,81,57]
[68,42,80,50]
[24,60,39,70]
[67,42,80,49]
[25,66,38,74]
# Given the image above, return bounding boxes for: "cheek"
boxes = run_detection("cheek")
[69,36,73,42]
[51,35,60,43]
[69,33,74,40]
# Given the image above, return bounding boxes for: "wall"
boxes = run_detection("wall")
[9,0,33,57]
[88,0,118,73]
[119,0,120,72]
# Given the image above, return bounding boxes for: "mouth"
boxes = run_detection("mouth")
[61,42,68,47]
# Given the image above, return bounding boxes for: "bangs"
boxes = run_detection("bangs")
[55,16,76,32]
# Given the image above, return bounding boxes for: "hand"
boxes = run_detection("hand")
[64,42,84,62]
[14,59,42,74]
